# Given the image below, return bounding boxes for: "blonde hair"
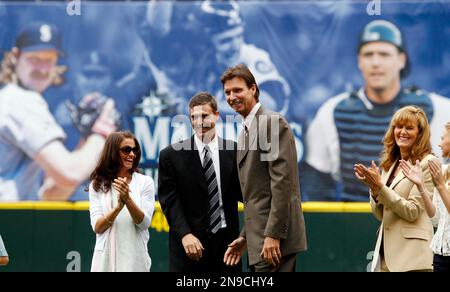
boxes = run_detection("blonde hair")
[380,105,432,171]
[0,50,67,86]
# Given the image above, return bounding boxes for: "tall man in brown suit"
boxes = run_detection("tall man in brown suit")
[222,64,307,272]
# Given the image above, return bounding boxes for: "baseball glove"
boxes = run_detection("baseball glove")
[66,92,120,138]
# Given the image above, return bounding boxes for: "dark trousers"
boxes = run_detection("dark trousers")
[250,253,297,272]
[433,254,450,272]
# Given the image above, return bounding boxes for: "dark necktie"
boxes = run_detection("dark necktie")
[203,145,221,234]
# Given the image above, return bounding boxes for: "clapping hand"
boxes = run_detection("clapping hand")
[428,159,445,188]
[399,160,424,187]
[113,177,131,205]
[354,161,383,192]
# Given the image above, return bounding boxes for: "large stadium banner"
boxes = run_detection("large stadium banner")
[0,1,449,202]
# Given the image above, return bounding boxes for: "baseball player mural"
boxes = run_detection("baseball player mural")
[0,22,119,201]
[199,0,291,116]
[117,0,301,169]
[1,2,449,203]
[303,20,450,202]
[131,0,291,116]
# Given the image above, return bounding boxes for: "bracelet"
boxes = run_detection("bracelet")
[121,198,128,205]
[106,217,114,224]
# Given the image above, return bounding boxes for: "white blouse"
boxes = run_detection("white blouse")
[430,165,450,256]
[89,172,155,272]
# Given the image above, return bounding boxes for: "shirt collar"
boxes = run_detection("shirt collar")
[243,102,261,130]
[194,133,219,153]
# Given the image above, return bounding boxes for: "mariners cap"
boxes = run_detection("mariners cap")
[359,20,410,78]
[15,22,62,52]
[359,20,404,52]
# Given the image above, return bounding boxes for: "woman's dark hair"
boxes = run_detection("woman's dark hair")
[88,131,141,193]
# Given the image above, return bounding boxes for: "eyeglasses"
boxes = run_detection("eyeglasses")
[120,146,140,155]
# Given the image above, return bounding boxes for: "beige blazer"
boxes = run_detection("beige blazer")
[237,106,307,266]
[370,154,437,272]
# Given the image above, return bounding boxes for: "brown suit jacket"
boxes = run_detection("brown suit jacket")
[237,106,307,266]
[370,154,437,272]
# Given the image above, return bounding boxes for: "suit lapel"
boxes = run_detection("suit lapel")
[187,136,208,194]
[237,128,247,164]
[218,137,231,196]
[248,116,258,151]
[390,173,406,190]
[382,161,397,184]
[389,161,407,190]
[237,106,262,165]
[382,159,405,190]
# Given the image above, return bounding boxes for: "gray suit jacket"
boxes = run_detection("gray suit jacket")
[237,106,307,265]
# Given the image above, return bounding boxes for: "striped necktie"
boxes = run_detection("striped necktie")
[203,145,221,234]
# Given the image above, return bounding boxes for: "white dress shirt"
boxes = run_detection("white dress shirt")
[243,102,261,131]
[194,133,227,230]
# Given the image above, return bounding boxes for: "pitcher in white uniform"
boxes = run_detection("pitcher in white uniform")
[0,22,118,201]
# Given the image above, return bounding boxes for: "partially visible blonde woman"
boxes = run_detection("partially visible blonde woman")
[401,122,450,272]
[354,106,437,272]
